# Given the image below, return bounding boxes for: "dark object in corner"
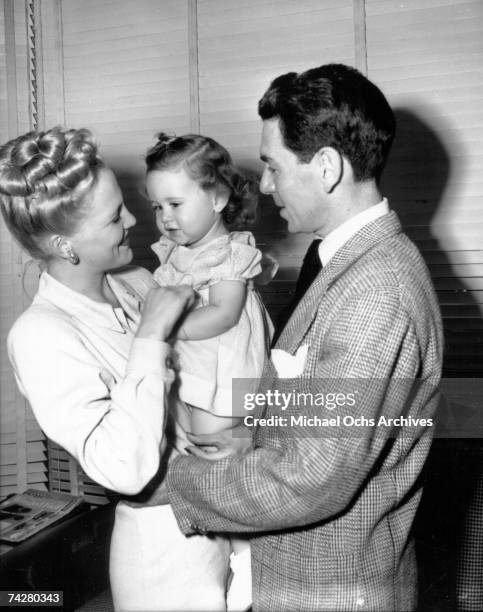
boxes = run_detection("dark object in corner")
[0,503,115,611]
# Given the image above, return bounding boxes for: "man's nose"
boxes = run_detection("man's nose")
[259,168,274,195]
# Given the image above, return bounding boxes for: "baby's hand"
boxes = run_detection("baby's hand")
[185,424,252,461]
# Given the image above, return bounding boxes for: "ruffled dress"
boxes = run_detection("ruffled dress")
[152,231,273,418]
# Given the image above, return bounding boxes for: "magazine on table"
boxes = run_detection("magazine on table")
[0,489,88,544]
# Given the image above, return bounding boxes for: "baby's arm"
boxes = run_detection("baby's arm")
[177,280,246,341]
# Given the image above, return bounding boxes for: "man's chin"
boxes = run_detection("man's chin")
[279,208,293,232]
[284,217,297,233]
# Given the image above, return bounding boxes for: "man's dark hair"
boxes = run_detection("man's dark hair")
[258,63,396,182]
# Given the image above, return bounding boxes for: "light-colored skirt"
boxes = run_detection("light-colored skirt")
[110,502,230,611]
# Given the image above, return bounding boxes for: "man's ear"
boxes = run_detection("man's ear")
[315,147,343,193]
[213,188,229,213]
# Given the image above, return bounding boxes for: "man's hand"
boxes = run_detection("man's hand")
[136,285,197,342]
[185,423,252,461]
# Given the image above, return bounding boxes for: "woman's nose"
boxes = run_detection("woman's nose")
[259,168,274,195]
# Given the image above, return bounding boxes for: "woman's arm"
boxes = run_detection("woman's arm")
[177,280,246,341]
[8,286,194,496]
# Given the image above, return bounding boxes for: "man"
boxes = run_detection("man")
[163,64,443,611]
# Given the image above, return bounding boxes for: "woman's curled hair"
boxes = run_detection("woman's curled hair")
[0,126,103,259]
[145,133,257,229]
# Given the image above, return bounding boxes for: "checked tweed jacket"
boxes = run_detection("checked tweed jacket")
[167,211,444,612]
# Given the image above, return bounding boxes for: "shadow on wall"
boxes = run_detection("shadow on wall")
[384,108,483,612]
[382,107,482,377]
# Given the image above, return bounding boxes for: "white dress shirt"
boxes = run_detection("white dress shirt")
[318,198,390,266]
[7,267,171,495]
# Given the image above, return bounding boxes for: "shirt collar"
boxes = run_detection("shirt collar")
[317,198,390,266]
[35,271,142,332]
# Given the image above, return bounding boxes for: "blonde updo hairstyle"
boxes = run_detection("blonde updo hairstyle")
[0,127,104,260]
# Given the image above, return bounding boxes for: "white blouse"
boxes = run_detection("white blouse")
[7,267,170,495]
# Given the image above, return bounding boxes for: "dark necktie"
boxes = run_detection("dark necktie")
[272,239,322,345]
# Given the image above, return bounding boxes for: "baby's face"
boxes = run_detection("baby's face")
[146,167,222,248]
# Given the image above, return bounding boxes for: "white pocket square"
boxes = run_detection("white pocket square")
[271,344,308,378]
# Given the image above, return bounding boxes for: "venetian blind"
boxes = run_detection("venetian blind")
[196,0,358,321]
[365,0,483,375]
[0,0,48,499]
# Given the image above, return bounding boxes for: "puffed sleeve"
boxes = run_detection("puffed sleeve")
[204,231,263,287]
[7,310,172,496]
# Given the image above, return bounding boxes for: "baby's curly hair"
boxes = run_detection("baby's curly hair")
[145,133,257,229]
[0,126,103,259]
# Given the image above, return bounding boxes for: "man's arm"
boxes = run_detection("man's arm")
[166,289,424,535]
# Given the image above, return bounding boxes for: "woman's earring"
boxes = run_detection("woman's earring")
[67,248,79,265]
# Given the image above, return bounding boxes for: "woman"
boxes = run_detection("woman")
[0,127,229,611]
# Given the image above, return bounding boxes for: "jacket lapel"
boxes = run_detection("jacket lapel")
[276,267,330,353]
[275,212,403,355]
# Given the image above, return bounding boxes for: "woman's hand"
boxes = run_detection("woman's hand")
[185,424,253,461]
[136,285,196,342]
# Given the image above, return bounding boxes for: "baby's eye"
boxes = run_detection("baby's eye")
[151,202,163,211]
[169,201,181,208]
